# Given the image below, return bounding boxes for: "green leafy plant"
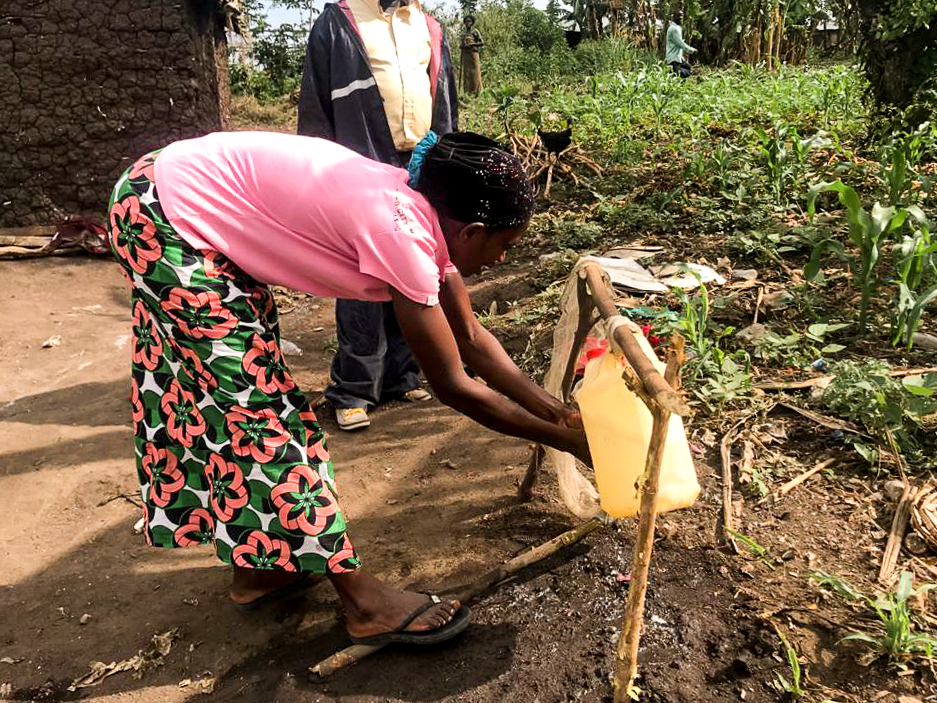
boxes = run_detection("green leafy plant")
[806,180,913,332]
[810,571,866,602]
[773,631,807,698]
[670,282,752,407]
[725,527,768,558]
[843,571,937,668]
[892,208,937,348]
[490,85,522,134]
[820,360,937,469]
[880,121,930,207]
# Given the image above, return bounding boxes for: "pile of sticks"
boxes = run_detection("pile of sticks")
[0,219,109,260]
[0,226,60,258]
[507,133,604,199]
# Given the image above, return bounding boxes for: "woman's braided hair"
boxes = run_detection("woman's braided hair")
[409,132,535,231]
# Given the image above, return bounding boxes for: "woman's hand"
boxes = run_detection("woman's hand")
[555,404,583,430]
[567,428,593,468]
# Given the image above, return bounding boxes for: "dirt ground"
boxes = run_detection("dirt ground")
[0,254,934,703]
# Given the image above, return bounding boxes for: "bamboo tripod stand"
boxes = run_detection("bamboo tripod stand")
[310,263,689,701]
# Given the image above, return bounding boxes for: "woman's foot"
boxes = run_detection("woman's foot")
[328,570,460,640]
[230,566,312,606]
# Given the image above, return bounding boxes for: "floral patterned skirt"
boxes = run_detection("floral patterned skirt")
[107,151,360,574]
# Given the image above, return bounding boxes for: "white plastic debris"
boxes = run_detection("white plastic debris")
[280,339,303,356]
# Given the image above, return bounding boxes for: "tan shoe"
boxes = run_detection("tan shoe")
[335,407,370,431]
[402,388,432,402]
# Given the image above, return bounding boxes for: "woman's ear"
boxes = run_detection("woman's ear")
[455,222,487,243]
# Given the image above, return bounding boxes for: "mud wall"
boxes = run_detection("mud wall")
[0,0,230,227]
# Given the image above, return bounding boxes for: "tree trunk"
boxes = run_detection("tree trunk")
[856,0,937,129]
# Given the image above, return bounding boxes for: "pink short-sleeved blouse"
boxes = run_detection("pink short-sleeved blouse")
[152,131,456,306]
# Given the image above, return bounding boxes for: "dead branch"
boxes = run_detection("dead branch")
[758,458,835,505]
[309,516,607,678]
[880,428,913,584]
[880,484,917,585]
[718,404,774,551]
[754,366,937,391]
[776,402,867,436]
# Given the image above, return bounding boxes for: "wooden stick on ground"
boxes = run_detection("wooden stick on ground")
[880,427,914,585]
[754,366,937,391]
[543,157,556,199]
[757,458,835,505]
[752,286,765,326]
[880,484,917,585]
[717,404,773,552]
[310,516,607,678]
[613,335,684,702]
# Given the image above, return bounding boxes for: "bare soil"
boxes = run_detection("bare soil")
[1,253,934,703]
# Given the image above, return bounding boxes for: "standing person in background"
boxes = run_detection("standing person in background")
[297,0,458,431]
[666,11,696,79]
[459,16,483,97]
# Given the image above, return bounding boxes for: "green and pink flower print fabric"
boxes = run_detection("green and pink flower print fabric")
[108,151,360,575]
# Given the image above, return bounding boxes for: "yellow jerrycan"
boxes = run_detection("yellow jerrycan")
[575,332,700,519]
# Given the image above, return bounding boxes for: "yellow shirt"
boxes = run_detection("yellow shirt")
[347,0,433,152]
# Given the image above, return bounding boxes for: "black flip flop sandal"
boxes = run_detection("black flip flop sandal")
[233,573,320,611]
[350,595,472,646]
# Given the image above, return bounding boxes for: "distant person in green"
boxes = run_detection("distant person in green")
[460,15,484,96]
[666,11,696,79]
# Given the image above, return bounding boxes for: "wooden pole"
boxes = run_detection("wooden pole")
[581,265,689,417]
[613,336,685,701]
[517,443,545,502]
[519,274,597,502]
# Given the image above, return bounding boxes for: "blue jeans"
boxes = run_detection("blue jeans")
[325,299,421,410]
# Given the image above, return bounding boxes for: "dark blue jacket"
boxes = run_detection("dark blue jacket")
[297,1,458,166]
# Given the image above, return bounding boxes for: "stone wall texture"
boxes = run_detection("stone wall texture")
[0,0,230,227]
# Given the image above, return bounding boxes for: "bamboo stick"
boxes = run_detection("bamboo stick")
[559,276,598,404]
[0,225,56,238]
[613,335,684,702]
[309,516,607,678]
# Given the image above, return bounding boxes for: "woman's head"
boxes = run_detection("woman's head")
[410,132,535,277]
[463,15,475,27]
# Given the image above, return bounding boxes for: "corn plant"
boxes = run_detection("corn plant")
[806,181,912,332]
[880,122,929,207]
[759,122,828,205]
[892,209,937,348]
[758,122,792,204]
[773,632,807,699]
[843,571,937,668]
[669,282,751,406]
